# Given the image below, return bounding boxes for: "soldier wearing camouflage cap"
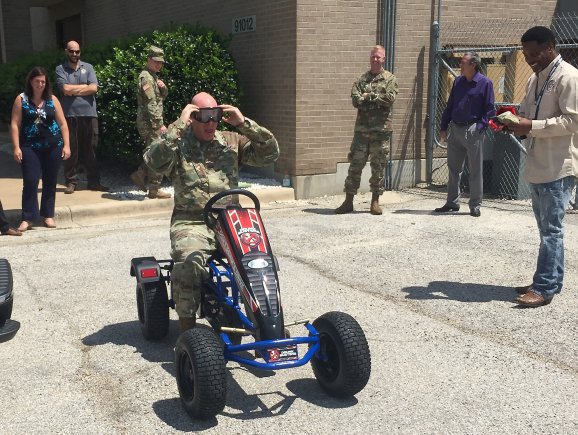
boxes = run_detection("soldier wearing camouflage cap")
[132,45,171,199]
[144,92,279,332]
[335,45,398,215]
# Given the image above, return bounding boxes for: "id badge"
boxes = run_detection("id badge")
[527,102,538,150]
[529,102,538,119]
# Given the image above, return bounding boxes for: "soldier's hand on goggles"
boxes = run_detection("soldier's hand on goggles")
[193,107,224,123]
[219,104,245,127]
[179,104,198,124]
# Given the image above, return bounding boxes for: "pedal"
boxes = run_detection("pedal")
[284,319,309,327]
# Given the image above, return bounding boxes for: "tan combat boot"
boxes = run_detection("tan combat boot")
[148,188,172,199]
[335,193,355,214]
[179,316,196,333]
[370,193,382,215]
[130,168,147,192]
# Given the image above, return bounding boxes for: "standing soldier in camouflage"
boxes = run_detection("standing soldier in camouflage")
[335,45,398,215]
[132,45,171,199]
[144,92,279,332]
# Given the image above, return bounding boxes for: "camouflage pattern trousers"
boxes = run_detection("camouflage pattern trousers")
[137,129,164,188]
[343,131,391,195]
[169,210,216,319]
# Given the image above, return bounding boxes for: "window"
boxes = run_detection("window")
[55,14,81,48]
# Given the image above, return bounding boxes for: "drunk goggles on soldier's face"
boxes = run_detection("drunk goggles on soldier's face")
[193,107,223,123]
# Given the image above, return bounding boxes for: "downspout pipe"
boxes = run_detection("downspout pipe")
[426,1,443,184]
[383,0,396,190]
[426,20,440,185]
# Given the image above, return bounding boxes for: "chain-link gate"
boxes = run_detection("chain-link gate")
[427,13,578,200]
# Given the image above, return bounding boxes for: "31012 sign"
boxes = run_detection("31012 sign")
[232,15,256,34]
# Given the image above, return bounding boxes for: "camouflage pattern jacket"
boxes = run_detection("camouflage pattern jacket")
[351,69,398,133]
[136,68,168,134]
[144,118,279,213]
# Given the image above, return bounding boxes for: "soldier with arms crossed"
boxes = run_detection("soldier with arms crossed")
[335,45,398,215]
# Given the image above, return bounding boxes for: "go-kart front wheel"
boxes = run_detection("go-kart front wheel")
[310,311,371,398]
[136,281,169,340]
[175,328,227,419]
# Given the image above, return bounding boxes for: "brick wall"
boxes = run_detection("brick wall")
[295,1,377,176]
[294,0,562,179]
[19,0,568,185]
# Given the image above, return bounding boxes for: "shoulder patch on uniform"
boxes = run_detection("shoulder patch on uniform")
[142,83,150,91]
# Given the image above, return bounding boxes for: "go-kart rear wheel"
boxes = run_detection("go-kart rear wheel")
[310,311,371,398]
[175,328,227,419]
[136,281,169,340]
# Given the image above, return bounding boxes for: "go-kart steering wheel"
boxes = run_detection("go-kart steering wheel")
[203,188,261,229]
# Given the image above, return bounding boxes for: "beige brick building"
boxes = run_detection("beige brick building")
[1,0,574,198]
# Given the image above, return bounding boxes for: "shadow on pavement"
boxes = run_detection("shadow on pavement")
[286,378,358,409]
[402,281,516,303]
[101,192,148,201]
[83,321,309,426]
[302,208,367,215]
[81,319,177,365]
[153,398,219,431]
[393,209,471,216]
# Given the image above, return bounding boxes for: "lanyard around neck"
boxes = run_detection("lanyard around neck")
[533,58,562,120]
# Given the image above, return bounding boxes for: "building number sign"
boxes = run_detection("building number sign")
[232,15,256,34]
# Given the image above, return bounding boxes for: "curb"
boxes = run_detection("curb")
[3,187,296,227]
[3,197,174,227]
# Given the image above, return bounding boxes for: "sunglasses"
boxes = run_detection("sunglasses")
[193,107,223,123]
[67,49,80,54]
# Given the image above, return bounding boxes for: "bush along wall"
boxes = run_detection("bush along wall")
[0,24,241,165]
[96,25,241,165]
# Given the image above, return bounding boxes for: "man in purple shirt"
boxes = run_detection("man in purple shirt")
[435,52,495,217]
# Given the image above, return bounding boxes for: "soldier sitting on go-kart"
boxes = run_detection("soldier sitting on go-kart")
[144,92,279,333]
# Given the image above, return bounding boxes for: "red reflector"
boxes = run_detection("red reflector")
[140,268,158,279]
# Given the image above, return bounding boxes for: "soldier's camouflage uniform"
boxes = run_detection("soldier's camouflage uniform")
[343,69,398,195]
[136,67,168,188]
[144,118,279,318]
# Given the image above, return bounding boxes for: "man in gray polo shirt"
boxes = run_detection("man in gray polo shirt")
[55,40,108,193]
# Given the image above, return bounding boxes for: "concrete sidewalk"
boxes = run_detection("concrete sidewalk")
[0,131,296,227]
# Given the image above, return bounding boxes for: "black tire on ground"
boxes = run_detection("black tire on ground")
[175,328,227,419]
[310,311,371,398]
[0,319,20,343]
[0,258,14,322]
[0,297,13,325]
[136,281,169,340]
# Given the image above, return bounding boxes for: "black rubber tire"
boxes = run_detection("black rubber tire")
[0,297,13,325]
[136,281,169,340]
[0,319,20,343]
[310,311,371,398]
[175,328,227,419]
[0,258,14,322]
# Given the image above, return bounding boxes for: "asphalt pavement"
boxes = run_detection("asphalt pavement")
[0,192,577,433]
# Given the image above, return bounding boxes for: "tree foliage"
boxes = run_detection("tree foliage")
[0,24,241,165]
[96,25,241,164]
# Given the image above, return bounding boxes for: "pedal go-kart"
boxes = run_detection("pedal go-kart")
[130,189,371,419]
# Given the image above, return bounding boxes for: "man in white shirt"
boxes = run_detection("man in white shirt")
[504,26,578,307]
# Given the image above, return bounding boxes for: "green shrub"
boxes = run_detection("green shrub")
[0,48,62,123]
[96,24,240,165]
[0,24,241,165]
[0,36,135,124]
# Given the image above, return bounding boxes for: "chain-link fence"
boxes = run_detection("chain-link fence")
[427,13,578,200]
